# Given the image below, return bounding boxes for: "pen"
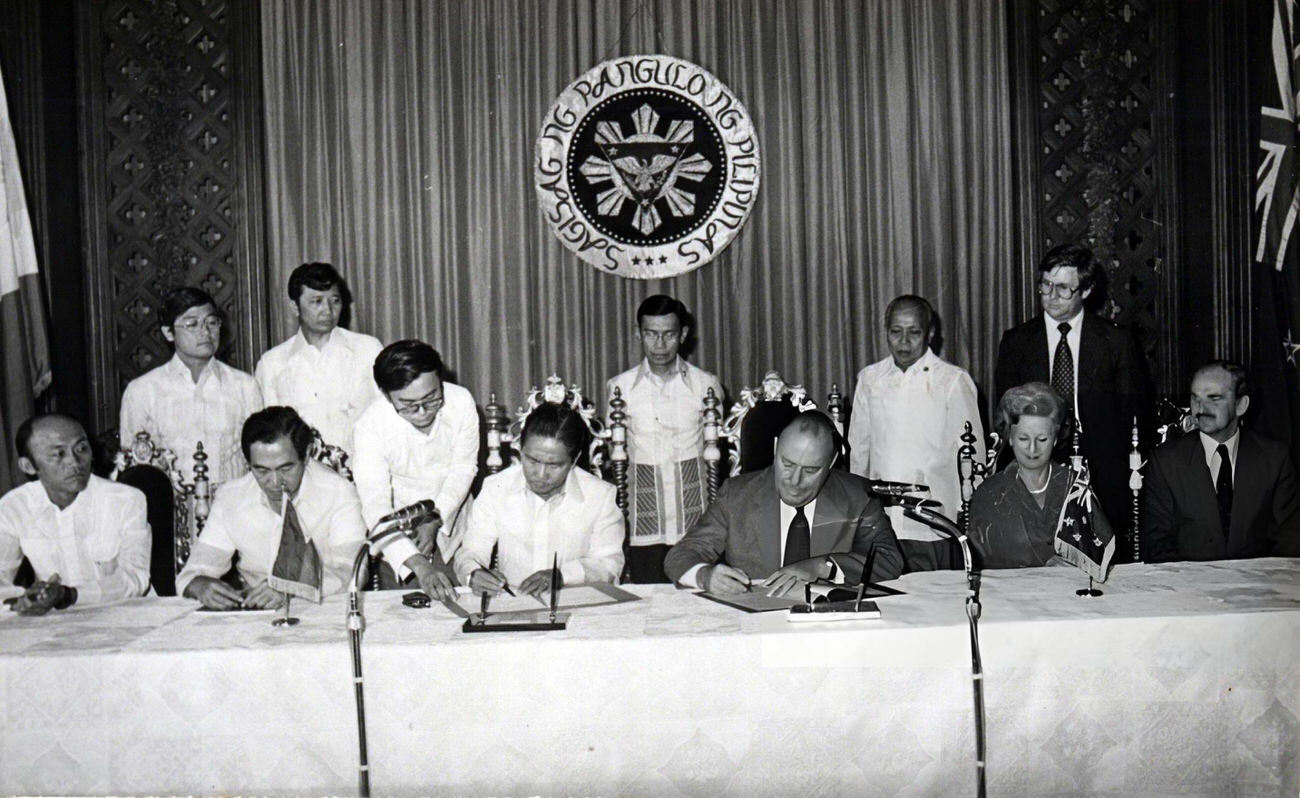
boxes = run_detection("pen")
[548,552,559,624]
[478,588,489,625]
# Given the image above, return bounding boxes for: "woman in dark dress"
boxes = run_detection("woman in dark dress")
[968,382,1078,568]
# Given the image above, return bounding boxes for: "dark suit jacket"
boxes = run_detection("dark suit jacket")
[663,468,904,585]
[1140,428,1300,562]
[994,312,1149,532]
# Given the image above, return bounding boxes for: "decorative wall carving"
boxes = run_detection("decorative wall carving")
[1018,0,1174,376]
[78,0,266,432]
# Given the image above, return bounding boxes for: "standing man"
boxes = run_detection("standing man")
[1141,361,1300,562]
[848,295,985,570]
[994,244,1148,555]
[254,262,384,455]
[606,295,723,583]
[665,412,904,595]
[351,340,478,592]
[1,414,150,614]
[120,287,263,484]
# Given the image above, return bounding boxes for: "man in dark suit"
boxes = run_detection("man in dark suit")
[1141,360,1300,562]
[994,244,1149,557]
[663,411,904,596]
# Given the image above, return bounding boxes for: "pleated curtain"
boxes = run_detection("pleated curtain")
[260,0,1015,414]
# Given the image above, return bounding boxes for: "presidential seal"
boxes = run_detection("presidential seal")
[535,55,760,279]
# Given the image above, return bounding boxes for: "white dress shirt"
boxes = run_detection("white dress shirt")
[847,349,985,541]
[176,460,366,598]
[254,326,384,455]
[1043,308,1084,410]
[351,381,480,566]
[606,357,723,545]
[0,476,151,604]
[453,464,625,588]
[1199,430,1240,482]
[119,354,264,484]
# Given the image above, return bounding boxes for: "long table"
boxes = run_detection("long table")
[2,559,1298,796]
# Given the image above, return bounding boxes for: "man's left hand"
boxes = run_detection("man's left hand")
[5,575,76,616]
[760,558,830,598]
[519,568,563,598]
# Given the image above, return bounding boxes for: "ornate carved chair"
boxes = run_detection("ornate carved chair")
[110,431,212,596]
[307,427,354,481]
[483,375,629,513]
[716,371,847,489]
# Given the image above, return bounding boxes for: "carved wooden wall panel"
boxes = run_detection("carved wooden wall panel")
[1013,0,1177,389]
[78,0,266,432]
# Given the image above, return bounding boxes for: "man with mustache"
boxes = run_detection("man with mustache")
[0,414,150,614]
[1141,360,1300,562]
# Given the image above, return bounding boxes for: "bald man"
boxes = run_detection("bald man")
[664,411,903,596]
[1,414,151,614]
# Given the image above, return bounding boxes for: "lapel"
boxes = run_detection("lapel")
[1025,316,1051,383]
[1078,315,1103,385]
[1180,433,1224,538]
[1228,430,1265,549]
[809,471,846,555]
[749,469,782,572]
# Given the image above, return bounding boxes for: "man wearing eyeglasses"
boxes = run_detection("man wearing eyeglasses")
[994,244,1149,558]
[605,295,723,583]
[253,263,384,456]
[119,287,264,484]
[351,340,479,593]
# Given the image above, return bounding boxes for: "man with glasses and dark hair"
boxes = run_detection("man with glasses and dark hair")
[605,294,723,583]
[119,287,263,484]
[1141,360,1300,562]
[351,340,479,595]
[254,262,384,455]
[994,244,1148,553]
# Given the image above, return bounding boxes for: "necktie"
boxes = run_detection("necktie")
[1215,443,1233,534]
[783,505,810,566]
[1051,322,1074,409]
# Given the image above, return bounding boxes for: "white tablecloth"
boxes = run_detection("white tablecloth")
[2,559,1298,796]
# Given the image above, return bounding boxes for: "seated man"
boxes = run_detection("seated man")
[665,411,904,595]
[177,407,449,608]
[454,402,624,597]
[352,340,478,594]
[254,262,384,455]
[0,414,150,614]
[119,287,263,484]
[848,294,985,571]
[1142,360,1300,562]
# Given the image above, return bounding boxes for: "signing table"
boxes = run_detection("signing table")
[2,559,1298,796]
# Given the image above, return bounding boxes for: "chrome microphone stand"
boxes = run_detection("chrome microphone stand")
[347,507,434,798]
[894,497,986,798]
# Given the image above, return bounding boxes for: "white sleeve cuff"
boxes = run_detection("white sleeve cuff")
[680,564,705,590]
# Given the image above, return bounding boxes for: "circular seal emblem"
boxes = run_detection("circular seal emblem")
[535,55,761,279]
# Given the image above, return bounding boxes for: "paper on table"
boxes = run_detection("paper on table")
[697,591,804,613]
[452,584,639,615]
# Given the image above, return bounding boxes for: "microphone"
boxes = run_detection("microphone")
[866,479,930,496]
[377,499,440,527]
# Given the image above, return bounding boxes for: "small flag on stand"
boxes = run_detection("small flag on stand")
[268,495,324,603]
[1053,455,1116,582]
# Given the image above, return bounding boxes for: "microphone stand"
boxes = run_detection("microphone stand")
[347,517,421,798]
[894,498,986,798]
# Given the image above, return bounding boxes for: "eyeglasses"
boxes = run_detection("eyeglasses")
[174,316,223,333]
[394,397,444,417]
[1037,280,1082,299]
